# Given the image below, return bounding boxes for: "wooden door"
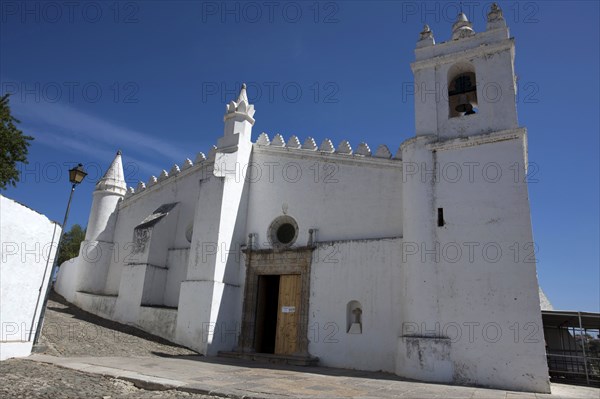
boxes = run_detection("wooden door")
[274,274,301,355]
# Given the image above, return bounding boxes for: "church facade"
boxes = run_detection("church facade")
[55,5,551,393]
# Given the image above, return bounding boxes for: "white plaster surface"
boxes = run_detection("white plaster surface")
[245,148,403,248]
[309,238,402,372]
[0,195,61,360]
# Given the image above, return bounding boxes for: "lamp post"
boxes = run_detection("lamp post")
[33,163,87,346]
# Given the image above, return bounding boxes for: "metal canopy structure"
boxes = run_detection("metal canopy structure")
[542,310,600,386]
[543,311,600,329]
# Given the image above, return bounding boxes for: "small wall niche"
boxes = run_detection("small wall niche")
[346,300,363,334]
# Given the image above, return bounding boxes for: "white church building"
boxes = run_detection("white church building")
[56,5,551,393]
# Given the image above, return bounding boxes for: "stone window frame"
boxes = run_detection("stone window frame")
[267,215,299,248]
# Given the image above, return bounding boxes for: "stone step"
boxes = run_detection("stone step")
[218,351,319,367]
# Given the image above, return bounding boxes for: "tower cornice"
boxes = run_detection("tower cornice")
[411,37,514,72]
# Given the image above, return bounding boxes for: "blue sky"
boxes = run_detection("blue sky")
[1,1,598,312]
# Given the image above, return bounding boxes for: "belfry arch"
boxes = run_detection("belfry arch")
[447,61,478,118]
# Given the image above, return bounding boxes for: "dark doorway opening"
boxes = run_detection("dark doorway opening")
[254,275,280,354]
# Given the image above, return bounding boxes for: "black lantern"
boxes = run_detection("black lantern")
[68,163,87,185]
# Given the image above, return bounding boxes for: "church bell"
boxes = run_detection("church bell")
[455,94,475,115]
[450,74,477,115]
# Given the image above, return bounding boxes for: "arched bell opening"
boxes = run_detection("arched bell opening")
[448,62,478,118]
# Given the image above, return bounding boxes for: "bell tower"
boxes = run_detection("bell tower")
[398,4,550,393]
[412,4,518,138]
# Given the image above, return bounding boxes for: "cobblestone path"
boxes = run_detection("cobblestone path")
[37,293,197,358]
[1,292,217,398]
[0,359,216,399]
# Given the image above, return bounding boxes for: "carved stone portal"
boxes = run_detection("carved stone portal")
[238,247,314,357]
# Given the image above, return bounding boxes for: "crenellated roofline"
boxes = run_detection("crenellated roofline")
[120,131,405,205]
[254,132,401,162]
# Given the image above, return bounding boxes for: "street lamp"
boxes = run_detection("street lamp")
[68,164,88,186]
[32,163,87,346]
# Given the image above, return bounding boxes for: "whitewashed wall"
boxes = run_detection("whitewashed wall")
[309,238,402,372]
[56,161,205,334]
[105,163,202,298]
[54,257,80,303]
[245,147,403,245]
[398,130,550,393]
[0,195,61,360]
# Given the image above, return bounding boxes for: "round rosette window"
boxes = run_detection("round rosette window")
[268,215,299,248]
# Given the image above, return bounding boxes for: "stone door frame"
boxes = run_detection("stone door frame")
[239,247,313,356]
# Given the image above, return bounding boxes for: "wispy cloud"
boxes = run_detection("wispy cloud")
[34,130,163,178]
[11,100,189,175]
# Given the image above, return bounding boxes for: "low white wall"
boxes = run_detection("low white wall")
[73,291,117,320]
[0,195,61,360]
[54,257,80,303]
[137,307,178,342]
